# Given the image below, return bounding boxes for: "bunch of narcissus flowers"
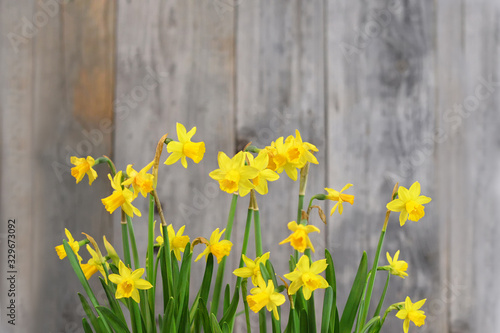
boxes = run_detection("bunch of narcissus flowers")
[57,123,431,333]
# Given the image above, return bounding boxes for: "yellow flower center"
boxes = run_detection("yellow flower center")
[118,279,134,298]
[406,200,425,221]
[302,272,323,291]
[71,162,90,179]
[210,242,232,262]
[172,235,189,250]
[103,192,126,212]
[273,154,287,169]
[289,228,308,252]
[247,292,269,313]
[183,142,205,162]
[135,173,154,193]
[286,147,301,163]
[220,170,240,193]
[408,311,425,326]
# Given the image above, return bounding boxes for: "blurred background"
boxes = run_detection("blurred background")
[1,0,499,332]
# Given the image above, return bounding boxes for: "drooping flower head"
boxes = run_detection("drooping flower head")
[101,171,141,218]
[279,221,320,253]
[80,244,108,280]
[396,297,426,333]
[284,255,329,300]
[108,261,153,303]
[246,277,286,320]
[122,160,155,198]
[156,224,190,261]
[233,252,270,286]
[246,152,279,195]
[71,156,98,185]
[209,151,259,196]
[195,228,233,264]
[325,184,354,215]
[386,250,408,279]
[386,182,431,226]
[55,228,83,262]
[165,123,206,168]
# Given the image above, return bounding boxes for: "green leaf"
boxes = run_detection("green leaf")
[78,293,99,329]
[198,299,212,333]
[97,306,131,333]
[325,248,337,332]
[360,316,381,333]
[339,252,368,333]
[307,293,317,333]
[321,287,334,333]
[219,286,240,327]
[82,317,94,333]
[99,277,126,323]
[210,313,223,333]
[299,309,308,333]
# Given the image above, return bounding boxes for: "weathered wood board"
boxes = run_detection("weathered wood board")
[1,0,499,332]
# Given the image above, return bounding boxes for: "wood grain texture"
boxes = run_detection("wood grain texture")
[235,1,327,330]
[0,1,115,332]
[115,0,236,316]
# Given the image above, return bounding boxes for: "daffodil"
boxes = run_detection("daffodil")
[80,245,108,280]
[396,297,426,333]
[71,156,98,185]
[108,261,153,303]
[101,171,141,218]
[386,250,408,279]
[247,277,286,320]
[279,221,320,253]
[195,228,233,264]
[325,184,354,215]
[233,252,270,285]
[284,255,328,300]
[209,151,259,196]
[165,123,206,168]
[55,228,82,262]
[157,224,190,261]
[246,152,279,195]
[121,161,155,198]
[285,129,319,167]
[386,182,432,226]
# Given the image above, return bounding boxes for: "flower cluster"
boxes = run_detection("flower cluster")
[59,123,432,333]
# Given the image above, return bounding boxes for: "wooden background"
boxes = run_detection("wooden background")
[1,0,499,332]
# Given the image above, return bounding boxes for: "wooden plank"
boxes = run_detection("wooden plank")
[326,1,441,331]
[0,1,115,332]
[235,0,326,330]
[114,0,235,316]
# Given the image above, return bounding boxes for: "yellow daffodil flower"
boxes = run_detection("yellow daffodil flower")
[80,245,108,280]
[325,184,354,215]
[195,228,233,264]
[386,182,432,226]
[101,171,141,218]
[209,151,259,196]
[284,255,329,300]
[55,228,82,262]
[386,250,408,279]
[122,161,155,198]
[165,123,206,168]
[156,224,190,261]
[108,261,153,303]
[233,252,270,285]
[285,130,319,166]
[246,152,279,195]
[396,297,426,333]
[71,156,98,185]
[279,221,320,253]
[247,277,286,320]
[103,235,120,266]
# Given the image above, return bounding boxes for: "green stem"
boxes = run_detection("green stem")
[94,156,117,176]
[241,279,252,333]
[254,208,263,257]
[126,215,140,269]
[359,229,386,326]
[211,194,238,316]
[236,208,254,286]
[147,193,155,316]
[373,273,390,317]
[121,210,132,267]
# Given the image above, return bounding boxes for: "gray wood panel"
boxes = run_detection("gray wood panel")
[0,1,115,332]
